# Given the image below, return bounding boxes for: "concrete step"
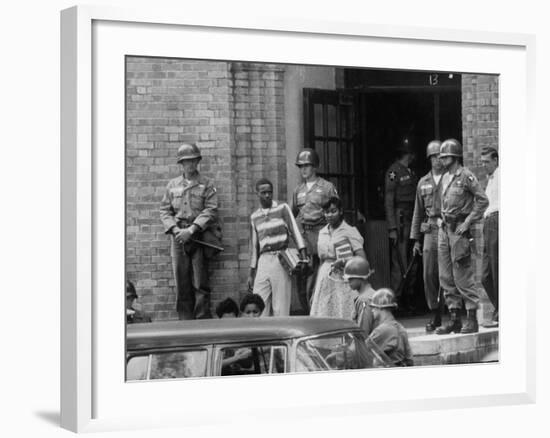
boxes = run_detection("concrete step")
[408,326,499,366]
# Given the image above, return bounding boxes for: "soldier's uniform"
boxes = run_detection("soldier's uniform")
[160,162,219,320]
[410,171,443,311]
[384,161,418,298]
[292,176,338,308]
[368,319,414,367]
[366,288,413,367]
[438,166,488,311]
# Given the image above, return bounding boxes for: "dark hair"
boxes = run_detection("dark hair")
[215,297,239,318]
[322,196,343,211]
[481,147,499,160]
[126,280,137,298]
[255,178,273,192]
[239,293,265,313]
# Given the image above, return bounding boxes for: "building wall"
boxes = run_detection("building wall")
[126,61,499,322]
[462,74,499,178]
[461,73,499,319]
[283,66,336,202]
[126,58,287,320]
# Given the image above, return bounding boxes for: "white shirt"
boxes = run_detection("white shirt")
[484,166,499,217]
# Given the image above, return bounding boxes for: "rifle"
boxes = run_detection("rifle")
[189,238,224,252]
[395,252,419,298]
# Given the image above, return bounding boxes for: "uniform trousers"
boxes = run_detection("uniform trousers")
[253,252,292,316]
[422,226,442,310]
[482,212,499,313]
[298,226,321,310]
[171,238,210,319]
[438,226,479,310]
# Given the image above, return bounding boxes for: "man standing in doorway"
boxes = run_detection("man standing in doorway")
[480,146,499,328]
[292,148,338,312]
[160,143,220,320]
[436,139,489,335]
[411,140,445,332]
[248,178,308,316]
[384,139,418,312]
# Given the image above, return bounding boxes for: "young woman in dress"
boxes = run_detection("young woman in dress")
[309,197,367,319]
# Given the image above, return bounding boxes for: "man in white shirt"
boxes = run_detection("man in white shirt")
[480,147,499,327]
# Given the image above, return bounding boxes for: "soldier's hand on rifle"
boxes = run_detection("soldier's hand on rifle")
[413,241,422,256]
[389,229,398,246]
[175,226,194,244]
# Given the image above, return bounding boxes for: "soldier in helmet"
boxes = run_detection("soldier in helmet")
[410,140,445,332]
[435,139,488,335]
[292,148,338,312]
[367,288,413,367]
[344,256,376,337]
[384,139,418,312]
[160,143,220,320]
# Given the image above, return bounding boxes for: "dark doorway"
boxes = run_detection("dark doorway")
[303,68,462,309]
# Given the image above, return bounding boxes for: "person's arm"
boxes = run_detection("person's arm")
[410,182,424,242]
[384,169,398,244]
[283,203,307,254]
[456,173,489,235]
[247,219,259,291]
[192,182,218,231]
[159,184,178,234]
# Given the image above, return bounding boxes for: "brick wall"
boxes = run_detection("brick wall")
[461,74,499,179]
[126,58,286,320]
[461,73,499,320]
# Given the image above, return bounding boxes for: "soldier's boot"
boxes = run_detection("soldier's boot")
[435,309,462,335]
[460,309,479,334]
[425,309,442,333]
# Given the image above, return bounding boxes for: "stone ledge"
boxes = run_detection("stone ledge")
[409,327,499,366]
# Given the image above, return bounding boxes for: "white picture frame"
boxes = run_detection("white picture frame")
[60,5,536,433]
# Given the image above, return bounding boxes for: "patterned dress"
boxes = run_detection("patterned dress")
[309,220,364,319]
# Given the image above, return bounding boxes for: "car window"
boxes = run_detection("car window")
[220,345,287,376]
[296,332,375,372]
[126,350,208,381]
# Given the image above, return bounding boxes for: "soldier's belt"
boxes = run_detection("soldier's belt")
[442,214,467,226]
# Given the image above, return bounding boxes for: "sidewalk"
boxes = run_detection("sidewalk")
[399,315,499,366]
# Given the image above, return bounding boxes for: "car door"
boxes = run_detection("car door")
[214,343,289,376]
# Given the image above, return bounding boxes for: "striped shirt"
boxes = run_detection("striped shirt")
[250,201,306,269]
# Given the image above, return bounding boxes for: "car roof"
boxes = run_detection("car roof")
[127,316,362,351]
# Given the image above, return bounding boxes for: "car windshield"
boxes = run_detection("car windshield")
[296,331,388,372]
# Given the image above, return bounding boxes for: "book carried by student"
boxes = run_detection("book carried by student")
[334,238,354,262]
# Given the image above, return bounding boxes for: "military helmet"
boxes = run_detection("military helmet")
[295,148,320,168]
[439,138,462,158]
[176,143,202,162]
[343,257,374,281]
[396,137,415,154]
[426,140,442,158]
[369,288,398,309]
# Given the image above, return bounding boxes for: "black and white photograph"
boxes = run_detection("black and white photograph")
[125,57,500,380]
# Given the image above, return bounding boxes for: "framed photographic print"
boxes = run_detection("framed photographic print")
[61,5,536,433]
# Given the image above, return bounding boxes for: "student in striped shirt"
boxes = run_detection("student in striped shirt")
[247,178,308,316]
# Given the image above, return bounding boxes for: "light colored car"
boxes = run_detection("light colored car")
[126,316,390,381]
